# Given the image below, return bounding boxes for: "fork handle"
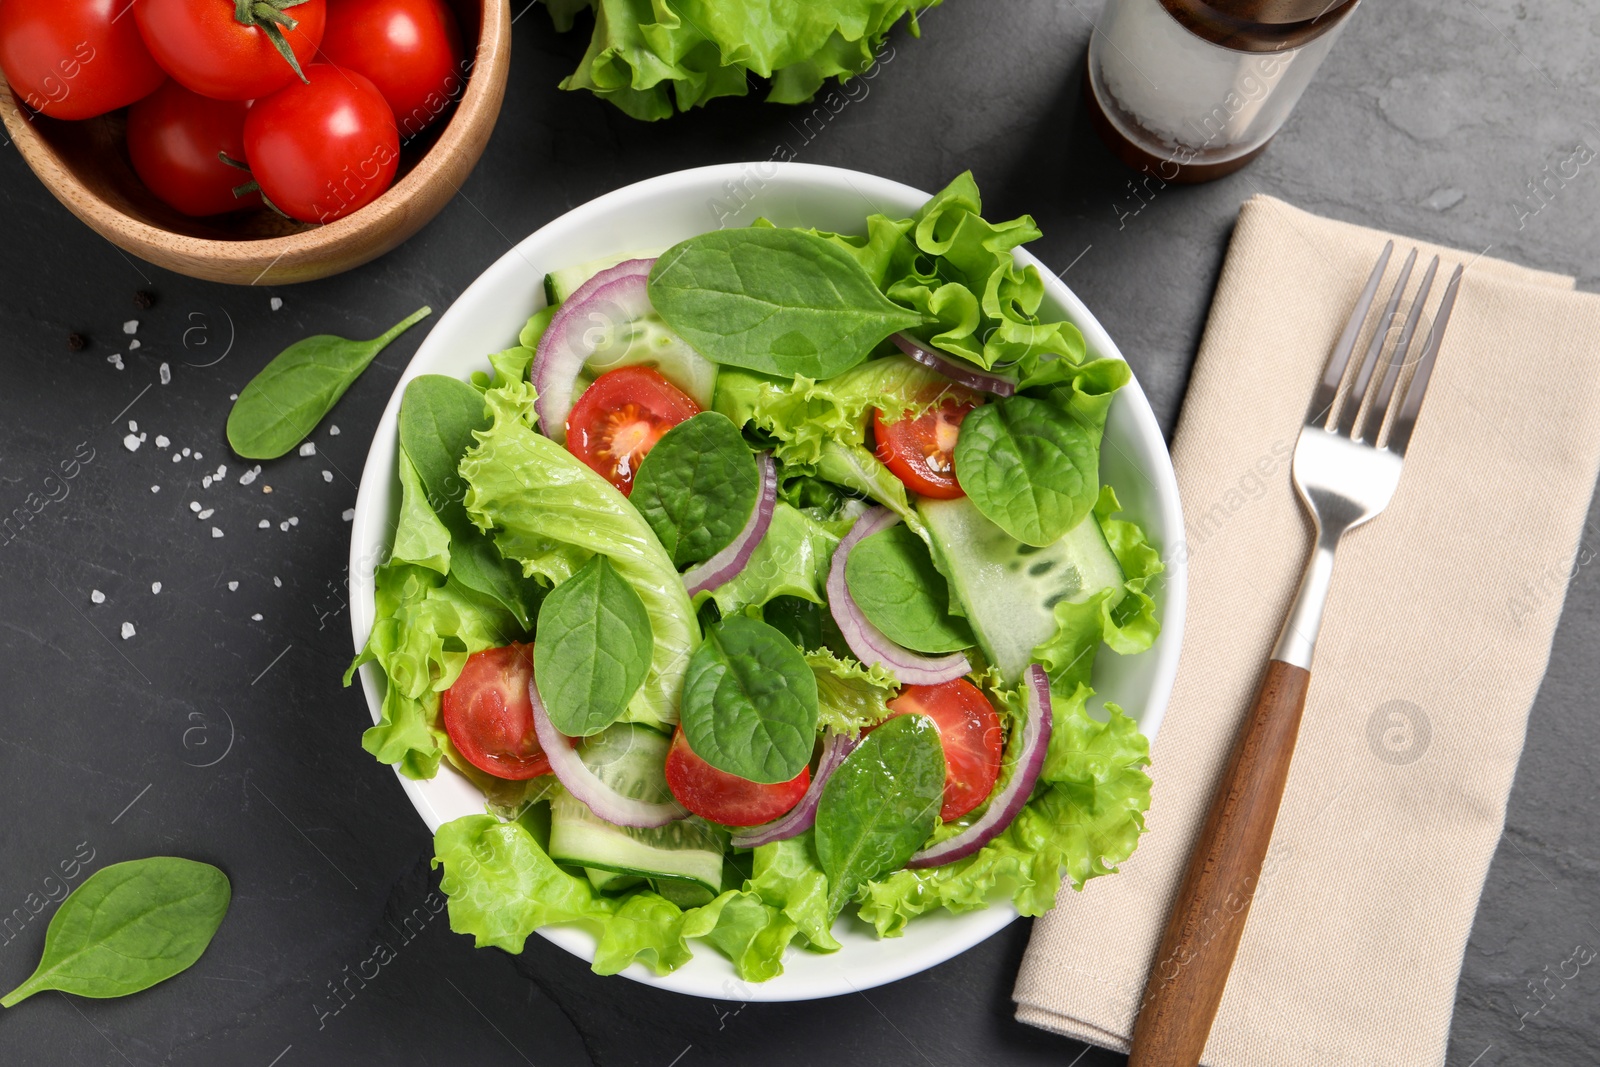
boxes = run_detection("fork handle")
[1126,658,1311,1067]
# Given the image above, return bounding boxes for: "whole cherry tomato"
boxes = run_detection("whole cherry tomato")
[242,64,398,224]
[127,80,257,217]
[134,0,326,101]
[319,0,465,137]
[0,0,166,119]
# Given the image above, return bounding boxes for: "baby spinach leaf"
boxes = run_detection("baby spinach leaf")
[680,615,819,784]
[814,714,945,917]
[534,555,654,736]
[227,306,432,460]
[953,395,1100,548]
[1,857,230,1007]
[398,374,545,629]
[845,525,975,653]
[648,228,924,380]
[631,412,760,569]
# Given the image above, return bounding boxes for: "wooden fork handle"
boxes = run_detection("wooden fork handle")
[1127,658,1312,1067]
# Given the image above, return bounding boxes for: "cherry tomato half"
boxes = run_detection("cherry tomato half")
[441,644,552,781]
[0,0,166,120]
[319,0,465,138]
[664,728,810,827]
[566,366,701,496]
[128,80,257,217]
[135,0,325,101]
[881,678,1003,822]
[242,64,398,224]
[873,384,981,500]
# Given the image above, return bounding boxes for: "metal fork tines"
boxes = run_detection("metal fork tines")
[1272,240,1464,669]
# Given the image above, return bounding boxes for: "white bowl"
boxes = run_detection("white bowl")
[349,163,1187,1002]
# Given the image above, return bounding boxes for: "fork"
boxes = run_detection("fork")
[1126,241,1464,1067]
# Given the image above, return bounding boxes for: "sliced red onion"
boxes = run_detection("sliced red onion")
[728,731,858,849]
[891,333,1017,397]
[532,258,656,444]
[827,507,971,685]
[907,664,1053,868]
[528,674,686,828]
[683,452,776,597]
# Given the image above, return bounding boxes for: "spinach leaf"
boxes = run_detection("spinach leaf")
[845,525,975,653]
[534,555,654,736]
[814,714,945,917]
[680,615,818,783]
[227,306,432,460]
[631,412,760,569]
[398,374,545,629]
[648,228,924,380]
[953,395,1100,548]
[0,857,230,1006]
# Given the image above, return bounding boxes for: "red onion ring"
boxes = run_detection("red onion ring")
[682,452,777,597]
[728,731,858,849]
[906,664,1053,867]
[891,333,1017,397]
[529,673,686,828]
[532,258,656,444]
[826,507,971,685]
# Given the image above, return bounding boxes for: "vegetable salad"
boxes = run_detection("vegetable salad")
[348,174,1161,982]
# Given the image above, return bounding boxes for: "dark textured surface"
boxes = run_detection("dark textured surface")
[2,2,1596,1064]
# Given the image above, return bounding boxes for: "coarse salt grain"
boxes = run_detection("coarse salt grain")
[159,362,171,385]
[202,476,212,489]
[150,485,160,493]
[182,447,191,457]
[287,516,298,526]
[90,589,105,604]
[321,470,333,482]
[251,613,263,621]
[189,501,200,512]
[198,508,214,520]
[273,576,282,587]
[128,420,137,432]
[298,442,316,457]
[329,425,340,436]
[229,393,238,400]
[270,297,282,311]
[194,452,202,460]
[123,320,138,335]
[211,527,224,538]
[123,434,141,452]
[108,354,124,370]
[279,521,290,532]
[239,466,260,486]
[228,581,238,591]
[121,622,135,639]
[128,339,141,350]
[342,508,355,522]
[155,435,169,448]
[171,453,181,463]
[215,465,226,478]
[258,519,270,529]
[151,582,161,594]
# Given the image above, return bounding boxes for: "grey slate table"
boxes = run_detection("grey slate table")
[2,2,1596,1064]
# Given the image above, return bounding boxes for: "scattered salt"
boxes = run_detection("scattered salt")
[108,354,124,370]
[138,432,146,442]
[150,485,160,493]
[189,501,201,513]
[279,521,290,532]
[155,435,169,449]
[239,466,261,486]
[194,452,202,460]
[90,589,105,604]
[227,581,239,592]
[128,420,138,432]
[159,362,171,385]
[321,470,333,483]
[298,442,316,457]
[270,297,282,311]
[182,447,191,457]
[198,508,214,520]
[122,320,138,335]
[211,527,224,538]
[342,508,355,522]
[251,613,263,621]
[128,339,141,351]
[287,516,298,527]
[258,519,270,529]
[121,622,136,639]
[215,465,226,478]
[202,476,212,489]
[171,453,182,463]
[151,582,161,595]
[229,393,238,401]
[273,577,282,588]
[123,434,141,452]
[328,425,341,436]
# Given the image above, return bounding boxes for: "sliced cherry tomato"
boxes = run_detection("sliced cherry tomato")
[441,644,551,781]
[0,0,167,120]
[566,366,700,496]
[873,384,981,500]
[664,728,809,827]
[319,0,465,138]
[128,81,257,218]
[242,64,398,224]
[135,0,326,101]
[881,678,1003,822]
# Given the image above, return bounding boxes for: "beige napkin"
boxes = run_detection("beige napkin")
[1014,195,1600,1066]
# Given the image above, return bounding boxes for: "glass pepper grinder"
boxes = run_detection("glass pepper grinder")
[1085,0,1360,183]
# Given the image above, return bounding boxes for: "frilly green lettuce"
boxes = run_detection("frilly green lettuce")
[708,502,840,615]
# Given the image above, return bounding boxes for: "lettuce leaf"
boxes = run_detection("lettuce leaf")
[459,379,699,729]
[856,683,1151,935]
[708,502,840,615]
[805,648,896,736]
[546,0,942,121]
[747,832,840,951]
[346,564,521,779]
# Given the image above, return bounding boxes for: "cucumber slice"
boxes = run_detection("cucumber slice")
[651,878,716,909]
[547,723,726,893]
[585,867,643,894]
[919,496,1125,684]
[540,248,718,409]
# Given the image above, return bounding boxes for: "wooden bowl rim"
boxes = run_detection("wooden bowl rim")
[0,0,510,263]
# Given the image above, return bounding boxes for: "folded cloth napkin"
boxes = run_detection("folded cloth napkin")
[1014,194,1600,1066]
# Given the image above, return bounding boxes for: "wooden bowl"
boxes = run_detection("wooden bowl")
[0,0,509,285]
